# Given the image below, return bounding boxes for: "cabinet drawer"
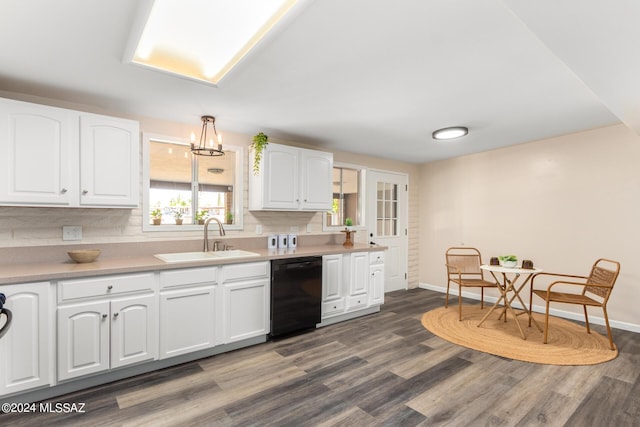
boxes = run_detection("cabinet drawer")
[346,294,368,311]
[222,261,270,282]
[369,251,385,265]
[159,266,218,289]
[58,273,155,302]
[322,298,345,317]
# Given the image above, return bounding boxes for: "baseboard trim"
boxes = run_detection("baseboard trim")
[419,282,640,333]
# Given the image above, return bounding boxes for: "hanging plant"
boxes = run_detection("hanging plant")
[250,132,269,175]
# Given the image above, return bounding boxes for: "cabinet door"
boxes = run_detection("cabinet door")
[58,300,110,381]
[224,279,269,343]
[300,148,333,211]
[322,254,343,301]
[79,114,139,207]
[349,252,369,296]
[111,294,158,369]
[0,282,51,396]
[347,252,369,310]
[369,265,385,306]
[159,286,216,359]
[0,98,77,205]
[262,144,299,209]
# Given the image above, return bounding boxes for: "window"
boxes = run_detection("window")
[142,134,244,231]
[324,165,364,229]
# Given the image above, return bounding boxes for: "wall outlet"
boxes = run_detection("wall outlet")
[63,226,82,241]
[290,226,299,233]
[255,224,263,235]
[306,224,312,233]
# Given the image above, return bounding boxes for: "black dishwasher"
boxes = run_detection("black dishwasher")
[270,256,322,337]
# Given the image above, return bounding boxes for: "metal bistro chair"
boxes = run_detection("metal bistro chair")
[445,247,498,321]
[529,258,620,350]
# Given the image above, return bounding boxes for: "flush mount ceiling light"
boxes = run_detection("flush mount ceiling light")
[127,0,299,86]
[191,116,224,157]
[432,126,469,140]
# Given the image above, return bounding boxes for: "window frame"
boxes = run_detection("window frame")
[322,162,367,232]
[141,132,244,232]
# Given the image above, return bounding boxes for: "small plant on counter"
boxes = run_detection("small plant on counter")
[250,132,269,175]
[225,211,234,224]
[344,217,354,229]
[173,210,184,225]
[151,208,162,225]
[195,209,208,225]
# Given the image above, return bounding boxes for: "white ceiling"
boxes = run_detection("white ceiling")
[0,0,637,164]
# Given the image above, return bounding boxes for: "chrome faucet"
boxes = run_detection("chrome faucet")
[203,217,226,252]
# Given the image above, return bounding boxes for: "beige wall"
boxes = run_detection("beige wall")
[418,123,640,329]
[0,92,420,287]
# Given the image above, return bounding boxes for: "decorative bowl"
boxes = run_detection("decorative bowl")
[67,249,101,264]
[501,260,518,268]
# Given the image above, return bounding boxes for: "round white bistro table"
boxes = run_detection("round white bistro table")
[478,264,543,339]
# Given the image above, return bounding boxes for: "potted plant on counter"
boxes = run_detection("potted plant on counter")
[151,208,162,225]
[250,132,269,175]
[195,210,208,225]
[342,218,356,247]
[225,211,234,225]
[173,210,184,225]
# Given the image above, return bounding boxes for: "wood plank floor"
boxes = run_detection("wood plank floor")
[2,288,639,426]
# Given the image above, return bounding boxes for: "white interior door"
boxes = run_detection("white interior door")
[367,170,408,292]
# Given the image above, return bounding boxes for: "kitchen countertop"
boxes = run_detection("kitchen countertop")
[0,243,385,285]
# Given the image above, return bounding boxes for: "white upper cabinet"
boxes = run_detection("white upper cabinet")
[0,97,139,208]
[249,142,333,211]
[80,114,139,207]
[0,99,77,205]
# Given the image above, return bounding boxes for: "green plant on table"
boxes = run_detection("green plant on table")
[344,217,353,227]
[498,255,517,262]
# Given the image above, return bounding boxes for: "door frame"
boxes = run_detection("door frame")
[366,168,409,292]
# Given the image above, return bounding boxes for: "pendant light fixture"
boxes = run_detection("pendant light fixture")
[191,115,224,156]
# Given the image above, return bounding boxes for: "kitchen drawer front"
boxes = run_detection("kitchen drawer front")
[159,266,218,290]
[222,261,270,282]
[346,294,368,311]
[369,251,385,265]
[322,298,345,317]
[58,273,155,302]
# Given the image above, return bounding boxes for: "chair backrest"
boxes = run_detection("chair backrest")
[584,258,620,302]
[446,247,484,279]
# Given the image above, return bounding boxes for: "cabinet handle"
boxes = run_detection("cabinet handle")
[113,312,119,318]
[61,188,68,194]
[102,314,108,319]
[107,285,113,291]
[82,190,89,195]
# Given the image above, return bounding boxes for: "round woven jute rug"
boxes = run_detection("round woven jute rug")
[421,305,618,365]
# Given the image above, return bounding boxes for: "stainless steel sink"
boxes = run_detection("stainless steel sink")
[154,250,260,263]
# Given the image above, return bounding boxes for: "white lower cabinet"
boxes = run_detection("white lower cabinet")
[222,261,270,343]
[0,282,52,397]
[321,251,386,322]
[57,273,157,381]
[322,254,345,317]
[346,252,369,311]
[159,267,218,359]
[159,286,217,359]
[369,251,385,306]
